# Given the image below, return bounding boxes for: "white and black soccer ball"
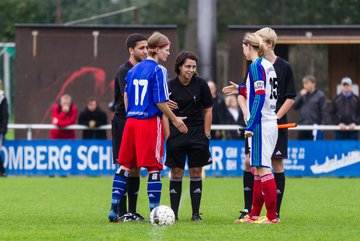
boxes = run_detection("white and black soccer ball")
[149,205,175,226]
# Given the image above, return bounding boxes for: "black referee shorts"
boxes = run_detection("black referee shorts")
[111,115,126,164]
[272,128,288,159]
[165,126,212,169]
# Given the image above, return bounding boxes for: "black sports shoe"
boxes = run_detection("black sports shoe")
[132,212,145,221]
[191,213,203,222]
[235,209,249,221]
[119,213,136,222]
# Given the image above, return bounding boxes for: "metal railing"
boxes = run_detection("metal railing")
[7,123,360,140]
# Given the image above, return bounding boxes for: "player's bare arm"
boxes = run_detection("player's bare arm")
[204,107,212,136]
[156,102,188,133]
[276,98,295,119]
[162,115,170,140]
[222,81,239,95]
[237,95,248,125]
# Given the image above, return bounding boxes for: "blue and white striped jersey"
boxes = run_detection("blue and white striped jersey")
[244,57,278,132]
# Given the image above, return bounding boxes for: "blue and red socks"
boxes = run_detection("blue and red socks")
[249,175,263,217]
[148,172,162,212]
[110,169,129,212]
[261,173,278,220]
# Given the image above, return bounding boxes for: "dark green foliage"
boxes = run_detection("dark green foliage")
[0,0,359,42]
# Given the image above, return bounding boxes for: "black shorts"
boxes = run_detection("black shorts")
[272,128,288,159]
[165,126,212,169]
[244,137,250,155]
[111,115,126,164]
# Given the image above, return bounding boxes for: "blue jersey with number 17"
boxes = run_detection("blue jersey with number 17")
[125,59,169,119]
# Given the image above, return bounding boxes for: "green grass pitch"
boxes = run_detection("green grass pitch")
[1,177,359,241]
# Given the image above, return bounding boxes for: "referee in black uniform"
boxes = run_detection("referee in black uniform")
[164,51,213,221]
[110,33,147,222]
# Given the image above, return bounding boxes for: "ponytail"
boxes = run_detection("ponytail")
[243,32,265,57]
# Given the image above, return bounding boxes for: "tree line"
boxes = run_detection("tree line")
[1,0,359,43]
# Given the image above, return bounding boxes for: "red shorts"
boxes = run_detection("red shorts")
[118,116,164,171]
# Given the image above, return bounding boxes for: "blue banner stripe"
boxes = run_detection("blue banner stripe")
[1,140,360,177]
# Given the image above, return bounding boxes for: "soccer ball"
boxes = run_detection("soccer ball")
[149,205,175,226]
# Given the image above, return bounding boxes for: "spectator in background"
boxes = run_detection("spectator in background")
[0,90,9,177]
[224,95,245,139]
[331,77,360,140]
[207,81,227,139]
[78,97,108,139]
[293,75,328,140]
[50,94,77,139]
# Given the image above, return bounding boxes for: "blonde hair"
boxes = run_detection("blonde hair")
[147,32,170,57]
[255,27,278,49]
[243,32,265,57]
[60,94,72,104]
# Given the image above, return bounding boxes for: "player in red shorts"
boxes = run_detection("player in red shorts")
[108,32,188,222]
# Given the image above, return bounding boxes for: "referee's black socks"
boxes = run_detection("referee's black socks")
[190,177,202,215]
[274,172,285,217]
[169,177,182,219]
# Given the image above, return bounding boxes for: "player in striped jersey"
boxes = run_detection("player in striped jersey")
[223,32,279,224]
[254,27,296,220]
[224,28,296,222]
[108,32,188,222]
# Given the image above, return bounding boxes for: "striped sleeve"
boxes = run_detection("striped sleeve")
[251,60,266,95]
[246,60,266,132]
[238,85,247,98]
[153,65,169,103]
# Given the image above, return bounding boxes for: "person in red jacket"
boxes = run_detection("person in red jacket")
[50,94,78,139]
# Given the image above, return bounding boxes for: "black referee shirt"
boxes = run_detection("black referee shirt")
[168,75,213,127]
[113,61,133,118]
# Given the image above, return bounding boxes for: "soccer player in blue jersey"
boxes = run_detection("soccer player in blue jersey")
[108,32,188,222]
[223,32,279,224]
